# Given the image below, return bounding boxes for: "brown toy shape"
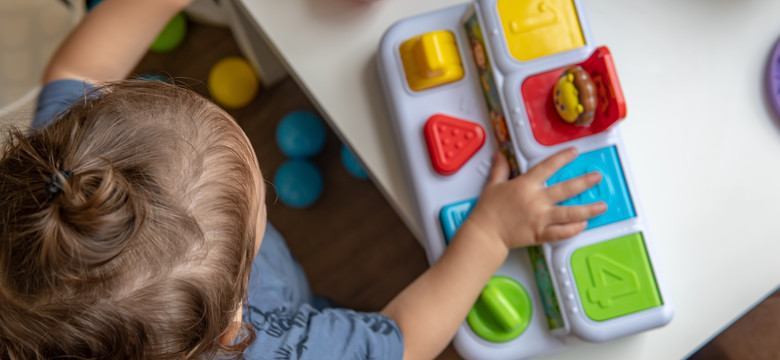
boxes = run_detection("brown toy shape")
[553,66,598,126]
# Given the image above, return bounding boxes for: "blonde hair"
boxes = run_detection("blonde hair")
[0,81,259,359]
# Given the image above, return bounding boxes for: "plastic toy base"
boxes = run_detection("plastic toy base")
[377,1,672,359]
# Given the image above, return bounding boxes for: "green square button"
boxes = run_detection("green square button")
[571,233,662,321]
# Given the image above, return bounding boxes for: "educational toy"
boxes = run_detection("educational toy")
[376,1,673,359]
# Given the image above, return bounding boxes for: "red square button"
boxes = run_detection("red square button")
[522,47,627,146]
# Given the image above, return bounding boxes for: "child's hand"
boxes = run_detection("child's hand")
[383,147,606,359]
[466,147,606,251]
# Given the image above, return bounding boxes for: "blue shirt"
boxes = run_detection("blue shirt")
[34,79,404,360]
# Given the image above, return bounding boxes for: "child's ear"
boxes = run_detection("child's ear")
[219,302,244,346]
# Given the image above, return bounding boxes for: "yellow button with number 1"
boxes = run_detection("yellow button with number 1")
[498,0,585,61]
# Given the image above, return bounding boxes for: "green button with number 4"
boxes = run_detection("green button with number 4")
[571,232,662,321]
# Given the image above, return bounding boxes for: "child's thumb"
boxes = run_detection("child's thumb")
[486,151,510,186]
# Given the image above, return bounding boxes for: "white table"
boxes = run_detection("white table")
[232,0,780,358]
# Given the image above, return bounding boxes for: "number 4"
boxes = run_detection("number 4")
[585,254,639,308]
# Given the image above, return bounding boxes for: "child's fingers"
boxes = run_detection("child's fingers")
[486,151,510,186]
[545,171,602,203]
[549,202,607,224]
[541,221,588,242]
[526,147,578,183]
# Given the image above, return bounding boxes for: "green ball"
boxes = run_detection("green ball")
[150,13,187,53]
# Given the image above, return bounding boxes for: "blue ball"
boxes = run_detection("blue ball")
[136,73,171,83]
[340,144,369,179]
[273,159,323,208]
[276,110,326,158]
[86,0,103,11]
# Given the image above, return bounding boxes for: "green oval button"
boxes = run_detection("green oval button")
[467,276,532,342]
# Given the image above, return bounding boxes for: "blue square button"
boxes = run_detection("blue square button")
[545,146,635,230]
[440,198,478,244]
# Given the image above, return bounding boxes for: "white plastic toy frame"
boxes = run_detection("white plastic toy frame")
[377,1,673,359]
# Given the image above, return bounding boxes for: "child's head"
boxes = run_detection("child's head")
[0,81,266,359]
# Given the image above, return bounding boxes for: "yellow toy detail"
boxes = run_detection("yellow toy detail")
[399,30,464,91]
[553,66,597,126]
[553,72,581,123]
[497,0,585,61]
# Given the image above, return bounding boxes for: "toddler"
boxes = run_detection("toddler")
[0,0,605,359]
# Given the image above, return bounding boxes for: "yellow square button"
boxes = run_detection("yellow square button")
[400,30,464,91]
[498,0,585,61]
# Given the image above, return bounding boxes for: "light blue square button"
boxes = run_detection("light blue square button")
[440,198,478,244]
[545,146,635,230]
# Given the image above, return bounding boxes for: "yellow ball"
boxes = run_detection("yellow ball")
[208,57,259,109]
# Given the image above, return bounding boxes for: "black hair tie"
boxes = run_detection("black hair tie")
[46,170,73,200]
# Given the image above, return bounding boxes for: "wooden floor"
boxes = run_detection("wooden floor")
[134,21,779,360]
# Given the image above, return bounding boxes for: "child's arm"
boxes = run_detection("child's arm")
[43,0,193,84]
[381,148,606,360]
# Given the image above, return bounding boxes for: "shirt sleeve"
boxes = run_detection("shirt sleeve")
[33,79,95,130]
[243,304,404,360]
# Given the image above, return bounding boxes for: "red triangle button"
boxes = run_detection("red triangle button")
[423,114,486,175]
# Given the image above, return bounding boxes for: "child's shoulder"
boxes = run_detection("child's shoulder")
[34,79,95,129]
